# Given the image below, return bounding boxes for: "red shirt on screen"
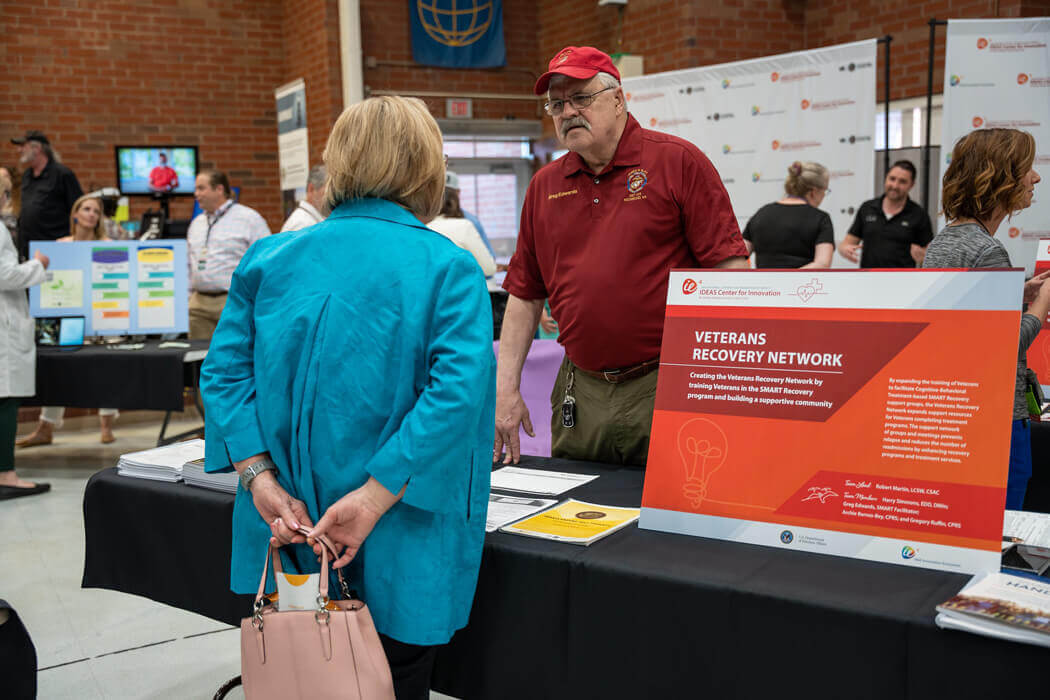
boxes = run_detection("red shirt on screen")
[149,165,178,191]
[503,115,746,372]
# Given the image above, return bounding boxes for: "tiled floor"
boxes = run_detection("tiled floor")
[2,413,456,699]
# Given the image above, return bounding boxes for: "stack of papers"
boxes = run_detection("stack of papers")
[182,457,238,494]
[486,494,557,532]
[499,499,640,545]
[936,572,1050,648]
[490,466,599,496]
[116,439,205,482]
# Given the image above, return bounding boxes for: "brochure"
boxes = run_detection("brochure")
[489,466,599,496]
[486,494,557,533]
[499,499,640,545]
[935,572,1050,648]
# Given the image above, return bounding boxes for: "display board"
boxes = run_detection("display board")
[941,18,1050,275]
[29,240,189,336]
[641,269,1022,575]
[622,40,876,268]
[1028,238,1050,391]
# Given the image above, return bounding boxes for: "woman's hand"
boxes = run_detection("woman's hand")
[248,471,314,547]
[308,478,403,568]
[1024,270,1050,304]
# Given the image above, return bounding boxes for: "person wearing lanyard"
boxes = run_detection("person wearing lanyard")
[279,164,327,233]
[187,170,271,340]
[495,46,748,468]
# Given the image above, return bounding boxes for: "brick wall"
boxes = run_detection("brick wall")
[0,0,287,230]
[280,0,343,165]
[538,0,806,75]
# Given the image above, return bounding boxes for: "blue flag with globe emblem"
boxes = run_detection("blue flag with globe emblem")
[410,0,505,68]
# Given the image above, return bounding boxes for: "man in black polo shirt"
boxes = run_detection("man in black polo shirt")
[12,130,83,260]
[838,160,933,268]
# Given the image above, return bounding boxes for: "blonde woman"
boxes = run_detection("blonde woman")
[742,161,834,268]
[17,194,118,447]
[924,128,1048,509]
[200,96,493,698]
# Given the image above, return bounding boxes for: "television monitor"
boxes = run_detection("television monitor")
[115,145,198,196]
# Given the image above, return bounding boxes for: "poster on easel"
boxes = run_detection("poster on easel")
[1026,238,1050,392]
[29,240,188,336]
[641,269,1022,575]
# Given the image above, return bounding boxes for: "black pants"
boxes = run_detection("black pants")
[0,398,19,472]
[380,634,438,700]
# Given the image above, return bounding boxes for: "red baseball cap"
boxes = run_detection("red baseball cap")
[534,46,621,95]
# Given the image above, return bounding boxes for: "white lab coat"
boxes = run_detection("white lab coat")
[0,222,45,397]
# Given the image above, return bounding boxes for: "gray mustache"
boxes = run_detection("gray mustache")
[561,117,591,136]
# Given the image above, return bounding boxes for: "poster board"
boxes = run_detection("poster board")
[941,18,1050,275]
[641,269,1022,574]
[29,240,189,336]
[622,39,876,268]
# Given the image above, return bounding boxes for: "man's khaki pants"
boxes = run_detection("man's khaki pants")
[549,356,658,467]
[188,291,228,340]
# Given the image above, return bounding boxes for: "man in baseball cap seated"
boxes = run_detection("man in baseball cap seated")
[494,46,748,468]
[11,130,83,260]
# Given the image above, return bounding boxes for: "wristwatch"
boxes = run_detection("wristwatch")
[239,457,277,492]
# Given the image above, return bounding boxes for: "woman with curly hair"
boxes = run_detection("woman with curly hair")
[924,128,1049,509]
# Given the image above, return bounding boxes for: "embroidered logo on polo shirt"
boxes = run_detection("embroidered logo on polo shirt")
[625,168,649,202]
[548,188,578,200]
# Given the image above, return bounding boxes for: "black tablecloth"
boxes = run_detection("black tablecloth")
[31,339,208,410]
[82,458,1048,700]
[1027,421,1050,513]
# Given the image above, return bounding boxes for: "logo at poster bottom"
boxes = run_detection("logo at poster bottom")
[901,546,917,559]
[780,530,794,544]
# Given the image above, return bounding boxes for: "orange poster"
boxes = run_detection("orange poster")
[641,269,1023,574]
[1027,239,1050,390]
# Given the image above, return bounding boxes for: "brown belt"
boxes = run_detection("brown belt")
[575,357,660,384]
[195,290,228,297]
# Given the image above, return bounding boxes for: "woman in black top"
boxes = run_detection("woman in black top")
[743,161,834,269]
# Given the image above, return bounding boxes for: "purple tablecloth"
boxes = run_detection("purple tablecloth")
[494,339,563,457]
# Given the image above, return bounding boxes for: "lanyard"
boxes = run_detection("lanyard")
[204,200,234,249]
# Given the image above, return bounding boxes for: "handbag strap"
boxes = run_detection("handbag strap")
[253,528,349,604]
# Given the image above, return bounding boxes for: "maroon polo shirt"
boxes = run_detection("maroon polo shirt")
[504,115,746,372]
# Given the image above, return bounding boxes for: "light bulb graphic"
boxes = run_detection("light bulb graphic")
[678,418,729,508]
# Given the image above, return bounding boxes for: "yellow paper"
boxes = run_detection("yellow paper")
[501,499,640,544]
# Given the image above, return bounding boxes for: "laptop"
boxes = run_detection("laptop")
[35,316,85,351]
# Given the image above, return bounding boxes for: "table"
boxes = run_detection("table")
[81,458,1048,700]
[31,339,208,445]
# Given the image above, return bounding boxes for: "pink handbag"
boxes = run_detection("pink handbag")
[238,533,395,700]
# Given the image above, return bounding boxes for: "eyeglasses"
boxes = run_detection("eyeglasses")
[544,86,617,116]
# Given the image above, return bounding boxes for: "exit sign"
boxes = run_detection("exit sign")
[446,98,473,119]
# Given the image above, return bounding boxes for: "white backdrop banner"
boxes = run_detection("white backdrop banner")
[942,18,1050,274]
[622,40,877,267]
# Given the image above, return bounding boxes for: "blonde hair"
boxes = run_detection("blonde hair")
[322,96,445,221]
[784,161,829,198]
[69,195,106,240]
[941,128,1035,221]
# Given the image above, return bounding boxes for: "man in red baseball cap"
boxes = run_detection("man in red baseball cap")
[495,46,748,468]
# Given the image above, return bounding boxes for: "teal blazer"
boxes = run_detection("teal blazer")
[201,198,495,645]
